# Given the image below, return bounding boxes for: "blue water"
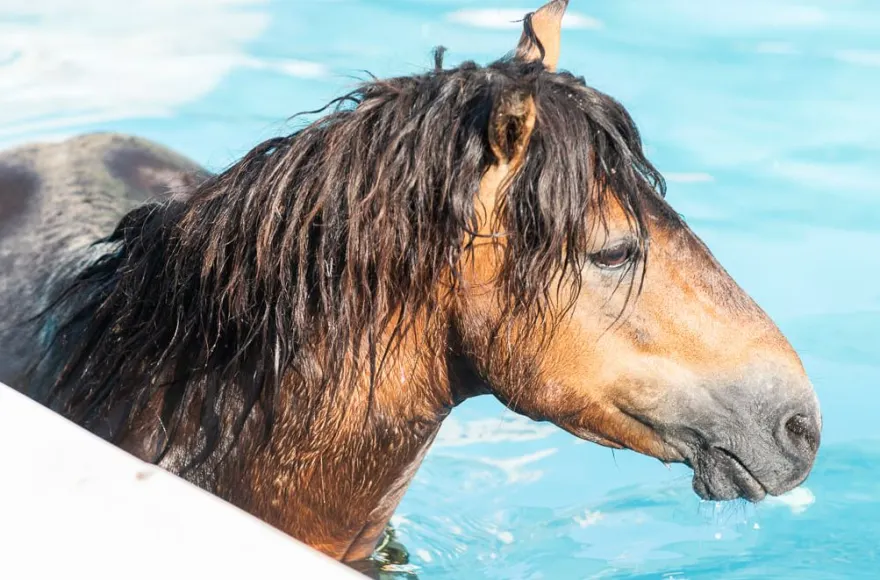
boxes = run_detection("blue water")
[2,0,878,578]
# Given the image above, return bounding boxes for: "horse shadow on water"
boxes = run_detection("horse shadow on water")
[0,1,821,576]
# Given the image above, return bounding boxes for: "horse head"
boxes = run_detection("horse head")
[454,0,820,502]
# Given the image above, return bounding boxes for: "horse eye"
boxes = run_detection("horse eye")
[589,241,637,270]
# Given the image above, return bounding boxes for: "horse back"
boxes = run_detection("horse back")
[0,132,210,387]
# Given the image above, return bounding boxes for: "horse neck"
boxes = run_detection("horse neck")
[202,313,470,562]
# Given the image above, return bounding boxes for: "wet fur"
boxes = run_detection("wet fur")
[9,55,662,462]
[0,53,665,558]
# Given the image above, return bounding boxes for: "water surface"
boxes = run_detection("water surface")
[3,1,878,578]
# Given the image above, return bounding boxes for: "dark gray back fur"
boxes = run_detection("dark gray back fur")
[0,132,210,385]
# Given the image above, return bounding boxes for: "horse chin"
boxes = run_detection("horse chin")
[689,447,768,503]
[557,414,685,462]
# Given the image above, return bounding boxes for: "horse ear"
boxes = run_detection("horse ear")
[488,89,537,167]
[515,0,569,72]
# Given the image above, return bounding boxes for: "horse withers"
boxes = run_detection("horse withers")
[0,0,820,568]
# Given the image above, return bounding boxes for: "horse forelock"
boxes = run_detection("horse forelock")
[31,51,666,471]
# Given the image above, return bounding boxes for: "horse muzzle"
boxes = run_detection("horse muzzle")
[666,373,822,503]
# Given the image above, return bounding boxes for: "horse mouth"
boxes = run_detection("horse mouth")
[560,411,776,503]
[690,447,767,503]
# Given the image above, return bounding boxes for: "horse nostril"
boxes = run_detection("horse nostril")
[784,413,820,454]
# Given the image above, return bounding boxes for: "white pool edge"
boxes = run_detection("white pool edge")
[0,381,360,579]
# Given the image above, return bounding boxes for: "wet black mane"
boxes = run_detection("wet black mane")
[27,50,665,470]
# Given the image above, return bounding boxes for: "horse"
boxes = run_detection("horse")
[0,0,821,570]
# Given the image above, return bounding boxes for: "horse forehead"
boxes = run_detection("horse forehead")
[632,186,689,239]
[0,161,39,241]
